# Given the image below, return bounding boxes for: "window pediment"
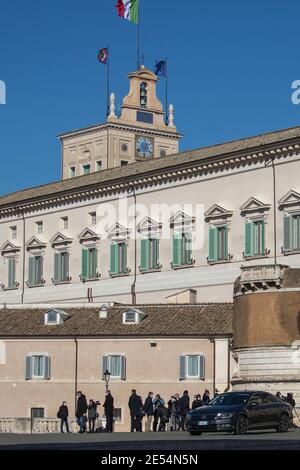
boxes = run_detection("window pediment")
[106,222,130,240]
[1,240,21,255]
[26,236,47,251]
[240,197,271,215]
[137,216,162,235]
[78,227,100,244]
[205,204,233,221]
[50,232,73,247]
[278,189,300,209]
[170,211,195,229]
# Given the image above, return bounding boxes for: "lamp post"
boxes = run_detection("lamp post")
[103,369,111,392]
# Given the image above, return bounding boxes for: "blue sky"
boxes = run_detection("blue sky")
[1,0,300,195]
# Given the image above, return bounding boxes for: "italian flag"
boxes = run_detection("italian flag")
[116,0,139,24]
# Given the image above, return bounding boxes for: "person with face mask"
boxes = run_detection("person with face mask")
[103,389,114,433]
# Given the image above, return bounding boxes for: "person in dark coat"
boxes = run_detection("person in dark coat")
[168,394,180,431]
[178,390,190,431]
[202,389,211,405]
[143,392,154,432]
[128,389,143,432]
[75,391,88,433]
[192,394,202,410]
[103,390,114,433]
[152,394,165,432]
[158,405,169,432]
[57,401,70,433]
[87,399,97,433]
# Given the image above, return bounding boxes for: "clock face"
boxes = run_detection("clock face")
[136,137,154,158]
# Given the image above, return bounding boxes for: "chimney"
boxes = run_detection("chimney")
[99,304,109,319]
[166,289,197,304]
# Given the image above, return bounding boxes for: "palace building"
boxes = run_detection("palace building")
[0,64,300,428]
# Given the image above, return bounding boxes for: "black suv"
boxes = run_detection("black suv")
[186,391,293,435]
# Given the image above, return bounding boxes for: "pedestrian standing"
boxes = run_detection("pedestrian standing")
[75,391,88,433]
[87,399,97,433]
[57,401,70,433]
[192,394,202,410]
[103,390,114,433]
[178,390,190,431]
[202,389,211,405]
[128,389,143,432]
[143,392,154,432]
[152,394,165,432]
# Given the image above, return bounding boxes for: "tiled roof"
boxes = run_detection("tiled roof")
[1,125,300,207]
[0,303,233,337]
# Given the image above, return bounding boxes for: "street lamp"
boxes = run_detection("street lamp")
[103,369,111,391]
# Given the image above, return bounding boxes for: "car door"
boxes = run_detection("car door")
[247,393,266,428]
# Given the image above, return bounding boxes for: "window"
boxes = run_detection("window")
[121,160,129,166]
[81,247,98,280]
[244,219,265,258]
[102,355,126,380]
[110,242,127,276]
[26,355,50,380]
[96,161,102,172]
[140,238,160,272]
[46,311,58,324]
[208,225,228,262]
[179,355,205,380]
[61,216,68,230]
[31,408,45,418]
[172,232,193,268]
[44,309,69,325]
[10,226,17,239]
[28,255,43,286]
[284,214,300,253]
[123,309,137,324]
[140,82,147,107]
[90,212,97,225]
[83,164,91,175]
[54,252,70,283]
[69,166,76,178]
[7,258,16,289]
[36,221,43,234]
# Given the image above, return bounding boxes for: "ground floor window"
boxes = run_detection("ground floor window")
[31,408,45,418]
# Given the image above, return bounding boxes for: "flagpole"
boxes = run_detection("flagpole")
[165,57,168,125]
[106,44,110,117]
[137,1,140,69]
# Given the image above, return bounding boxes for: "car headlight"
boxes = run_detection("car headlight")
[186,412,192,419]
[216,412,233,419]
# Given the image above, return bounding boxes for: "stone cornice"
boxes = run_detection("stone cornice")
[1,139,300,218]
[58,122,182,141]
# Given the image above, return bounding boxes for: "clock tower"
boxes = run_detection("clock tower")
[59,65,182,179]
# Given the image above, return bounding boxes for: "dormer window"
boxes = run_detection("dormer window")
[140,82,147,108]
[44,309,69,325]
[122,308,146,325]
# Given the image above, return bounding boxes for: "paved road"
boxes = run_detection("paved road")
[1,429,300,450]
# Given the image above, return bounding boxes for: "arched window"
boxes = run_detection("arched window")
[140,82,147,108]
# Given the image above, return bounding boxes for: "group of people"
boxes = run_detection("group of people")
[57,389,114,434]
[57,388,214,433]
[129,389,213,433]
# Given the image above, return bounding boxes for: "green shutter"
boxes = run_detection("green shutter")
[284,215,293,252]
[153,238,159,268]
[208,227,217,262]
[64,252,69,280]
[244,221,254,257]
[110,243,118,275]
[223,225,228,260]
[81,248,88,279]
[260,220,265,255]
[28,257,35,286]
[8,258,15,288]
[121,243,127,274]
[173,232,182,266]
[54,253,61,282]
[184,232,192,264]
[36,256,43,284]
[89,248,97,278]
[140,239,150,271]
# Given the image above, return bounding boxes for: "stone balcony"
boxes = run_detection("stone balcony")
[0,417,105,434]
[238,264,288,292]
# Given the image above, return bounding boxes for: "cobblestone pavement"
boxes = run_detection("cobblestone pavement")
[1,429,300,450]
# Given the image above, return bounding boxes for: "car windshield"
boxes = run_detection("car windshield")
[208,394,249,406]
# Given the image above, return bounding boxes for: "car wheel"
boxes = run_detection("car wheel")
[234,415,248,435]
[189,431,202,436]
[276,413,290,433]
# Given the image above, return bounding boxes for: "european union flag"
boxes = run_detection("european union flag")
[155,60,167,78]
